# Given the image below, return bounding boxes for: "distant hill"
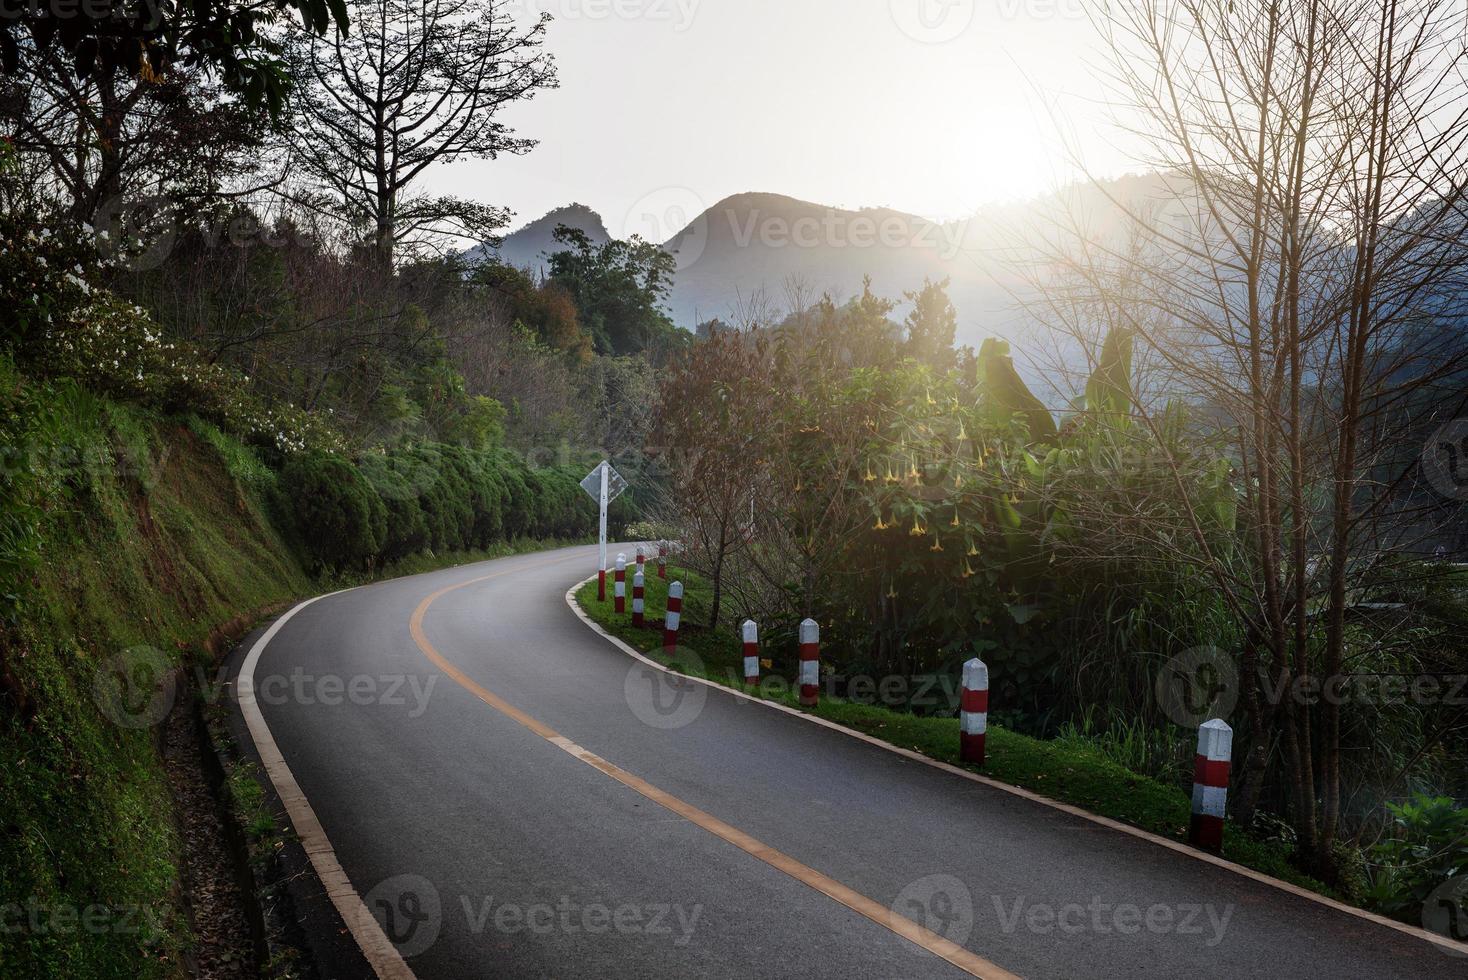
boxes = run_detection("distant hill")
[471,177,1173,381]
[468,203,611,276]
[660,191,984,329]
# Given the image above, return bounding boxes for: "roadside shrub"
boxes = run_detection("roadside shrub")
[358,452,430,561]
[278,452,387,571]
[1366,794,1468,921]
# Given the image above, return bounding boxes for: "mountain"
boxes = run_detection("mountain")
[659,192,977,326]
[473,177,1173,373]
[470,203,611,276]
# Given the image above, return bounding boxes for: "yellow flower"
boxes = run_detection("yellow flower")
[957,423,968,441]
[930,539,944,552]
[863,464,877,482]
[886,585,898,599]
[966,543,979,557]
[907,460,921,480]
[873,515,888,531]
[950,511,961,528]
[909,518,926,536]
[962,560,975,579]
[954,472,963,489]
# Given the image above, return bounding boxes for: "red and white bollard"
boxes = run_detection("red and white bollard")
[635,545,646,579]
[657,542,667,579]
[960,658,989,765]
[742,620,759,685]
[1189,718,1232,853]
[632,569,645,628]
[598,566,606,601]
[799,618,819,707]
[663,581,683,653]
[614,553,627,615]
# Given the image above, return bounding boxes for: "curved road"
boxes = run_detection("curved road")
[229,544,1457,979]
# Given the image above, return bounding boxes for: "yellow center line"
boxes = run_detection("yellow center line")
[410,557,1020,980]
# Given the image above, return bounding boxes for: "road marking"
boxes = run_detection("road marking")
[564,575,1468,960]
[410,568,1020,980]
[236,588,419,980]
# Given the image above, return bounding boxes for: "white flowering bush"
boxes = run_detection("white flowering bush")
[5,214,343,457]
[1,217,96,350]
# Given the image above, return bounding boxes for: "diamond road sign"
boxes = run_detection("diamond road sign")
[580,461,627,503]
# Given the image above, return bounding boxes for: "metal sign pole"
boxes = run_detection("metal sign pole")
[599,462,609,585]
[581,460,624,603]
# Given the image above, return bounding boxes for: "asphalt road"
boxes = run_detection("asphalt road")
[236,544,1458,979]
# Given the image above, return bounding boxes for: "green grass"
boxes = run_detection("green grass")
[0,385,594,980]
[575,565,1332,899]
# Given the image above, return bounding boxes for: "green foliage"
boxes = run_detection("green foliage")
[1,0,347,116]
[472,261,592,361]
[288,444,595,571]
[0,356,46,623]
[575,569,1326,898]
[1083,327,1134,418]
[1366,794,1468,920]
[902,277,958,368]
[6,226,342,457]
[547,225,681,355]
[1,388,314,980]
[279,451,388,571]
[976,337,1056,443]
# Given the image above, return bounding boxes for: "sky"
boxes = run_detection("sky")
[429,0,1135,241]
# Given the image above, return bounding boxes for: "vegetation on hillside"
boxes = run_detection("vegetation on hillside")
[651,273,1468,921]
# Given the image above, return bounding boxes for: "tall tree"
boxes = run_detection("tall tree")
[0,0,345,116]
[291,0,557,266]
[547,225,679,355]
[902,276,958,368]
[1035,0,1468,876]
[1,50,271,226]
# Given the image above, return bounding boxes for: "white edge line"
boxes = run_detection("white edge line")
[563,573,1468,958]
[236,588,418,980]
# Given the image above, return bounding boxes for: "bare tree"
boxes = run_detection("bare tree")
[290,0,557,266]
[651,331,776,627]
[1030,0,1468,874]
[1,44,274,225]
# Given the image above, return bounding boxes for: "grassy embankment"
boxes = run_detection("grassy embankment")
[575,564,1333,899]
[0,377,586,979]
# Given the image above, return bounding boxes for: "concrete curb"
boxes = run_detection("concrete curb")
[563,574,1468,959]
